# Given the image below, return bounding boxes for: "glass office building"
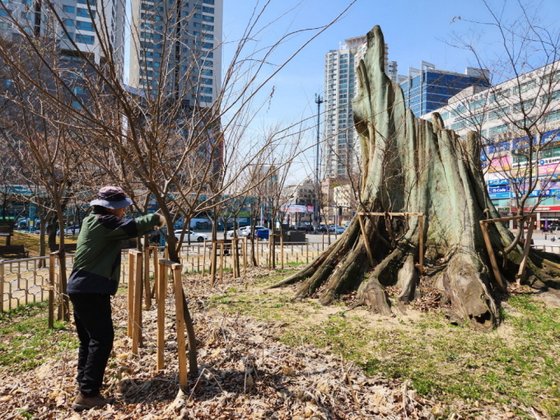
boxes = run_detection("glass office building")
[400,62,490,118]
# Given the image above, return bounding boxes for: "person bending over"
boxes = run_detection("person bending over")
[67,186,164,411]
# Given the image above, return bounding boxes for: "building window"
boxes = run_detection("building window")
[76,20,94,31]
[63,5,76,13]
[75,33,94,44]
[77,7,95,18]
[77,0,96,6]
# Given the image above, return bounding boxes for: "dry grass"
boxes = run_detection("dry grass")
[8,232,77,257]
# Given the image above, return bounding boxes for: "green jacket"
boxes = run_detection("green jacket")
[67,211,160,295]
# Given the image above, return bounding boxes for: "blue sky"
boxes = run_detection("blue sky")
[221,0,560,181]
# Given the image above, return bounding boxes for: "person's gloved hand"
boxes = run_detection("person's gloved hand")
[155,214,166,228]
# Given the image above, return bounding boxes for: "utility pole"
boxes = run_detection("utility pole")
[314,93,324,229]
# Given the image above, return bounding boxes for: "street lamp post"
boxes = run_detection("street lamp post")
[315,93,324,229]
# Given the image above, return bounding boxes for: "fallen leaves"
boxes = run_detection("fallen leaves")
[0,271,531,419]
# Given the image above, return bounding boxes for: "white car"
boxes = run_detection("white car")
[226,225,254,238]
[174,229,208,242]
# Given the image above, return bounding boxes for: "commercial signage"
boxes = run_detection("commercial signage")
[488,186,510,194]
[281,204,313,214]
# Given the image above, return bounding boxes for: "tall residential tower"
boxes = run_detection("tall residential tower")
[323,36,362,180]
[323,36,397,180]
[128,0,222,105]
[0,0,126,72]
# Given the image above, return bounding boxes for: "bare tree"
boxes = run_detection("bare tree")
[1,0,360,381]
[446,0,560,246]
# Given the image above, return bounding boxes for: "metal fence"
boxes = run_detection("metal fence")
[4,239,556,314]
[534,244,560,253]
[0,239,330,313]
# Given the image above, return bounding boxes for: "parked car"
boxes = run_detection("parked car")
[316,224,328,233]
[174,229,208,242]
[242,226,269,240]
[226,225,251,238]
[295,223,314,232]
[332,225,345,234]
[57,225,81,236]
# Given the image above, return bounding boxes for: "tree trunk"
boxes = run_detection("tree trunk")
[273,26,560,328]
[164,220,198,378]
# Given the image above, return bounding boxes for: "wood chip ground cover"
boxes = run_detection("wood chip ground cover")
[0,268,558,419]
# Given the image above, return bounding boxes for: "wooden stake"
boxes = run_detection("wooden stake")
[127,251,135,337]
[132,251,143,355]
[156,260,167,371]
[220,241,224,283]
[144,246,151,310]
[204,240,208,275]
[243,237,247,275]
[479,220,506,291]
[48,253,55,329]
[358,214,374,266]
[516,216,535,285]
[172,264,188,389]
[417,214,425,274]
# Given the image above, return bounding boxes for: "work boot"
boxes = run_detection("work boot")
[72,392,108,411]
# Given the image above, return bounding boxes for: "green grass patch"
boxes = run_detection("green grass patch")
[209,282,560,417]
[11,231,77,257]
[0,302,77,372]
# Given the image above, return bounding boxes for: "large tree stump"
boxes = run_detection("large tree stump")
[273,26,560,328]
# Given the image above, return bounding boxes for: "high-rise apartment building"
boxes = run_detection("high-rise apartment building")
[0,0,125,72]
[400,62,490,117]
[323,36,397,181]
[323,36,362,180]
[129,0,222,106]
[0,0,35,39]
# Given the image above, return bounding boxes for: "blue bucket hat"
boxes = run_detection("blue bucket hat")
[90,186,133,209]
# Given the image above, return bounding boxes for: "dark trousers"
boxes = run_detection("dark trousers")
[69,294,114,396]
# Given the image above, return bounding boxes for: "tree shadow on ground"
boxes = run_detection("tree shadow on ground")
[119,373,179,404]
[186,367,290,400]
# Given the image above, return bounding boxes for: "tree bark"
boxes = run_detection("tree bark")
[273,25,560,328]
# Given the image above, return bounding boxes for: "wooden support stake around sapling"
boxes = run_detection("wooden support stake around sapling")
[144,244,151,310]
[480,220,506,291]
[48,253,56,329]
[156,260,167,371]
[516,216,535,286]
[132,251,143,354]
[172,264,188,390]
[127,251,135,337]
